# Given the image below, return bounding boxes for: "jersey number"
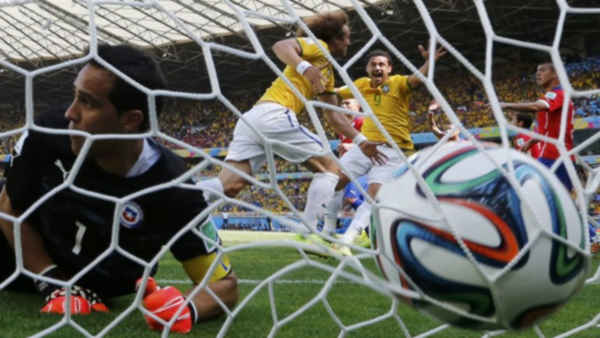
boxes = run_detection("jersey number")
[72,221,87,255]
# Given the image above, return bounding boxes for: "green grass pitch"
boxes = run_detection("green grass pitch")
[1,232,599,337]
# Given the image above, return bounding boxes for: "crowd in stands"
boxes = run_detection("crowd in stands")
[0,109,24,155]
[1,57,599,215]
[154,58,600,145]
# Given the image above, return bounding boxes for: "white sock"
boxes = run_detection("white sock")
[342,201,371,245]
[303,172,339,234]
[323,189,344,235]
[197,177,224,203]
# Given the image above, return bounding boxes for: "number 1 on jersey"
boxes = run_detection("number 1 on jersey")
[72,221,87,255]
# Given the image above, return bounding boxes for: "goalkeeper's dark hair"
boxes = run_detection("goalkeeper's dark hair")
[87,44,167,131]
[516,113,533,129]
[366,49,392,66]
[296,10,349,44]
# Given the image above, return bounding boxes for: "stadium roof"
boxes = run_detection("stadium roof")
[0,0,380,63]
[0,0,598,109]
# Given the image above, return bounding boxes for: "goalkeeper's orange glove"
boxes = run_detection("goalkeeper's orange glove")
[34,265,108,315]
[136,277,197,334]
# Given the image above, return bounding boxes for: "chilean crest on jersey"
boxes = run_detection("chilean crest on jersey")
[545,91,557,100]
[120,201,144,229]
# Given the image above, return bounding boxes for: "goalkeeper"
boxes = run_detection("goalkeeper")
[0,44,237,334]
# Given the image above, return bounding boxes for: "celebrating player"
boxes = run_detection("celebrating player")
[0,44,238,334]
[499,62,575,191]
[325,45,446,255]
[197,11,384,235]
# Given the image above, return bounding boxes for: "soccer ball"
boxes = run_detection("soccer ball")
[371,141,589,330]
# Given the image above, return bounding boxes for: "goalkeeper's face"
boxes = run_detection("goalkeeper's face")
[65,64,129,157]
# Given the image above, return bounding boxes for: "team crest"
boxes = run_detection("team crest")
[120,201,144,229]
[382,84,390,93]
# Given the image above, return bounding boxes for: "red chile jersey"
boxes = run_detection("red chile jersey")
[535,86,574,160]
[339,116,365,144]
[513,133,542,158]
[5,110,213,297]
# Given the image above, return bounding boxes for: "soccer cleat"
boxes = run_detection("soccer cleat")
[306,233,331,247]
[354,230,371,248]
[331,244,353,257]
[294,233,333,257]
[293,233,309,243]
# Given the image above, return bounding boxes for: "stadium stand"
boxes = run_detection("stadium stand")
[1,58,599,217]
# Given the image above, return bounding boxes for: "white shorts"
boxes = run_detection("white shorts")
[226,103,325,173]
[340,144,409,185]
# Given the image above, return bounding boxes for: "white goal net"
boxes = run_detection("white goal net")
[0,0,599,337]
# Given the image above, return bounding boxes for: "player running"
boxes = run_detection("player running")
[197,11,385,238]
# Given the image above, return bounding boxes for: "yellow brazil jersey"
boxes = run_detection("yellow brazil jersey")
[337,75,413,150]
[258,37,335,114]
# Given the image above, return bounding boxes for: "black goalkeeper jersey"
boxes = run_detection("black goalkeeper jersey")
[5,110,212,296]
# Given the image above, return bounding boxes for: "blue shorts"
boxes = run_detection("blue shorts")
[538,157,573,192]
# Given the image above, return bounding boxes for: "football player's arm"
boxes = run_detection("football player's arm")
[428,112,445,139]
[407,43,447,88]
[521,138,539,153]
[0,186,54,274]
[181,253,239,320]
[321,94,387,165]
[321,93,358,141]
[500,101,548,112]
[139,252,238,333]
[272,38,324,94]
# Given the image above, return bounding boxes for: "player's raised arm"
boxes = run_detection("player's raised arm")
[272,38,325,95]
[407,42,447,88]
